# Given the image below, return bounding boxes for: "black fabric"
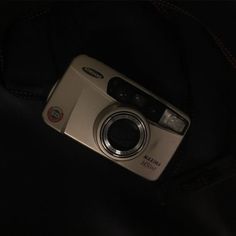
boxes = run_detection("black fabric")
[1,2,236,235]
[2,2,193,179]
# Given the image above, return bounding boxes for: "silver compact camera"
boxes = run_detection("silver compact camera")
[42,55,190,181]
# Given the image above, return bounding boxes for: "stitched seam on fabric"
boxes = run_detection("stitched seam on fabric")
[20,8,51,23]
[2,7,51,100]
[152,0,236,70]
[0,48,4,74]
[7,88,44,100]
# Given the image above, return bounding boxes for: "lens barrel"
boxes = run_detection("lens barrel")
[100,112,148,158]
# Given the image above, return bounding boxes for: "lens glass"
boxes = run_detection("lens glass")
[107,118,140,151]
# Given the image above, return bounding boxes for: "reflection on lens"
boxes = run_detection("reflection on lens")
[107,118,140,151]
[100,112,148,158]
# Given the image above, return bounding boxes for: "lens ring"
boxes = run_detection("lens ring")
[100,112,147,158]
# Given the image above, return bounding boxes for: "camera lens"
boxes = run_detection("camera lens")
[100,112,148,158]
[107,118,140,151]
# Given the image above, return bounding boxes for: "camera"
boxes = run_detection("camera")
[42,55,190,181]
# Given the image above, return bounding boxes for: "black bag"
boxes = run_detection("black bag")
[0,2,236,235]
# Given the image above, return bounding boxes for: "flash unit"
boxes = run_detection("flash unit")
[159,109,187,134]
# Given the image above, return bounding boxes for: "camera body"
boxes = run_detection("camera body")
[42,55,190,181]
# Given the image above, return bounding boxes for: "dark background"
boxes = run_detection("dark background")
[0,1,236,236]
